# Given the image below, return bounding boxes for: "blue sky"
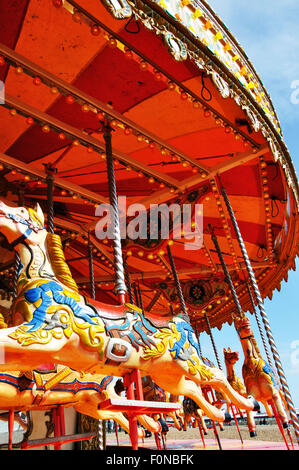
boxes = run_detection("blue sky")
[199,1,299,408]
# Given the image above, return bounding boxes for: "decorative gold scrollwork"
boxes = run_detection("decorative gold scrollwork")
[100,0,132,20]
[163,32,188,61]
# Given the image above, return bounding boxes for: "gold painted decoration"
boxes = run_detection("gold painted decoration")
[187,354,214,381]
[142,323,180,360]
[9,305,106,358]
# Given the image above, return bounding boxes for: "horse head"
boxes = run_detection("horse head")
[223,347,240,365]
[0,200,46,249]
[233,313,253,339]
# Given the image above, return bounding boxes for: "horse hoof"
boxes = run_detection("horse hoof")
[250,431,257,437]
[224,411,232,423]
[249,396,260,412]
[283,422,290,429]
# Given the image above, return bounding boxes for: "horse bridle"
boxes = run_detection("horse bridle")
[2,211,44,250]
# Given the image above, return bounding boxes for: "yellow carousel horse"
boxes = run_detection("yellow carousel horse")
[224,347,257,436]
[234,313,289,427]
[0,201,259,425]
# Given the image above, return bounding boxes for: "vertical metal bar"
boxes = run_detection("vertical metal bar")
[88,234,106,450]
[133,283,140,308]
[194,324,203,357]
[103,120,126,304]
[204,312,222,370]
[146,291,161,312]
[45,165,55,235]
[166,244,190,323]
[246,281,273,368]
[220,185,299,443]
[124,259,134,304]
[208,224,243,317]
[137,280,145,314]
[88,234,96,301]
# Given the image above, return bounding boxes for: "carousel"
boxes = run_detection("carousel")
[0,0,298,451]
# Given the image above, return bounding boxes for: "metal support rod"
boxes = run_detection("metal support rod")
[12,252,21,300]
[208,224,243,317]
[88,235,96,301]
[221,185,299,443]
[103,121,127,304]
[123,259,134,305]
[166,244,190,323]
[133,283,140,308]
[195,324,203,357]
[12,185,23,300]
[204,312,222,370]
[246,282,273,368]
[146,291,161,312]
[88,235,106,450]
[137,281,145,314]
[45,165,55,235]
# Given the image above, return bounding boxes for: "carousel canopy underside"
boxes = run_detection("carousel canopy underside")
[0,0,298,333]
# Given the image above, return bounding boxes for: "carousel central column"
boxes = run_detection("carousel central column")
[220,185,299,443]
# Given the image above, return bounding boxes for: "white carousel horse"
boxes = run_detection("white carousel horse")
[0,201,259,424]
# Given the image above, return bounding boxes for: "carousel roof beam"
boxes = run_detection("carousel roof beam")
[0,43,209,173]
[139,145,269,207]
[3,94,180,190]
[0,151,109,205]
[76,260,275,284]
[59,2,259,148]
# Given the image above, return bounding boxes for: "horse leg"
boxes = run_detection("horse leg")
[168,411,182,430]
[99,410,145,439]
[136,414,161,433]
[152,374,226,423]
[205,370,260,412]
[272,389,289,426]
[246,410,257,437]
[197,410,208,434]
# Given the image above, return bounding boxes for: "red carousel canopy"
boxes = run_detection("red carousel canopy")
[0,0,298,332]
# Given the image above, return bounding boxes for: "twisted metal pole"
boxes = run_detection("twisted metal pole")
[204,312,222,370]
[103,120,127,304]
[87,234,105,450]
[195,324,203,357]
[166,244,190,323]
[12,252,21,301]
[208,224,243,317]
[88,234,96,301]
[45,165,55,235]
[137,280,145,314]
[221,186,299,443]
[246,281,273,368]
[123,259,134,304]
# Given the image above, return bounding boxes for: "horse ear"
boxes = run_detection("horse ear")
[34,203,45,225]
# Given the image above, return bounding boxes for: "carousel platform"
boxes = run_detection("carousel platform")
[106,435,299,451]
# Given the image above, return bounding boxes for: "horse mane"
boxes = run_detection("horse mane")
[46,233,79,293]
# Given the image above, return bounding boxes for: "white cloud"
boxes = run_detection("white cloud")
[207,1,299,123]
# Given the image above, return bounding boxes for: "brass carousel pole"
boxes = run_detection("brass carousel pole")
[220,185,299,443]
